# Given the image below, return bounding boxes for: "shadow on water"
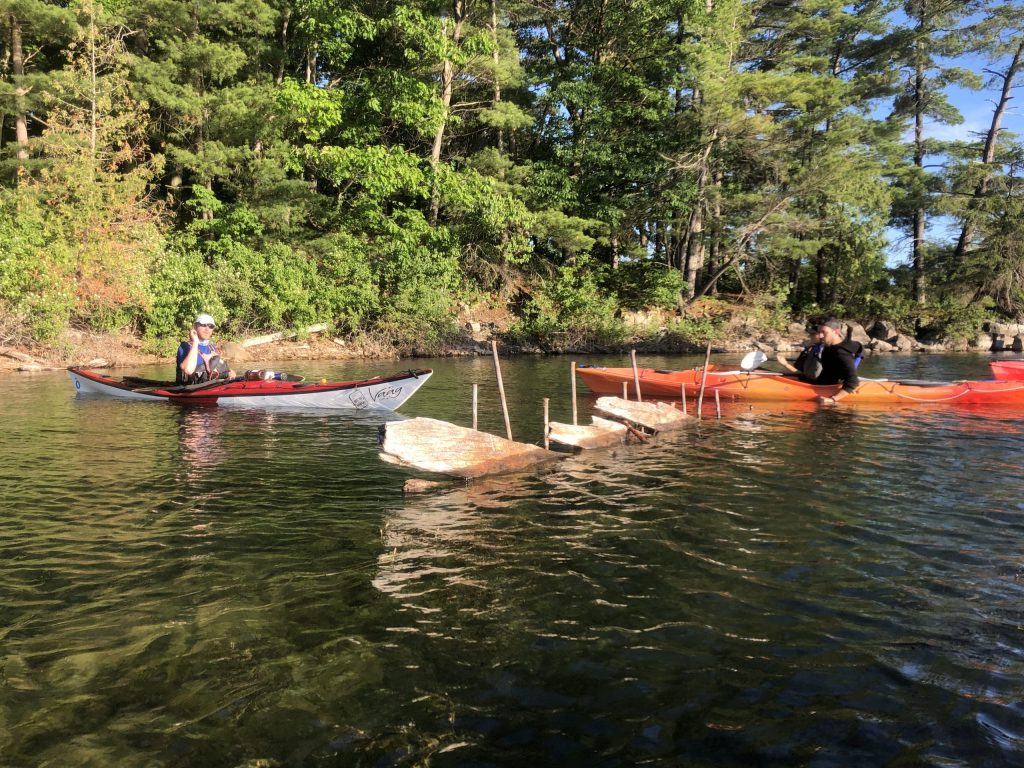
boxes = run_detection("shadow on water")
[1,357,1023,766]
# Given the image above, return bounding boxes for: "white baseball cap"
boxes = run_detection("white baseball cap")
[194,313,216,327]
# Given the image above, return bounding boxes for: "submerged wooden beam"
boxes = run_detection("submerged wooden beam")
[594,396,692,432]
[379,417,560,479]
[547,415,629,450]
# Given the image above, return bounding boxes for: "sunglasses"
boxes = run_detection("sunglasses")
[196,323,215,329]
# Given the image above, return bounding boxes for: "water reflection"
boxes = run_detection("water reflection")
[177,406,228,482]
[3,360,1024,766]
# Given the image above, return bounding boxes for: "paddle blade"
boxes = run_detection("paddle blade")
[740,350,767,371]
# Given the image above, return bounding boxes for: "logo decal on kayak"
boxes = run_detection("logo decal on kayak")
[349,389,369,409]
[371,385,403,402]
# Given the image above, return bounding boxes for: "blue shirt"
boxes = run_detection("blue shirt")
[176,340,215,383]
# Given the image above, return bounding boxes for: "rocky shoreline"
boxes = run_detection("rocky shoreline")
[1,318,1019,375]
[742,319,1024,356]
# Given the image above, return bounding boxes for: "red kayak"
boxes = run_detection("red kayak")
[68,366,432,410]
[577,365,1024,405]
[990,360,1024,381]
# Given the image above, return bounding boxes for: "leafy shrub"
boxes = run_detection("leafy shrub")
[508,255,627,349]
[144,248,225,350]
[307,235,378,332]
[369,209,462,349]
[609,260,683,311]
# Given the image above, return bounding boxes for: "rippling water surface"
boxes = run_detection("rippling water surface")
[2,354,1023,767]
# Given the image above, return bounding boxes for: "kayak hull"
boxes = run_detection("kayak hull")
[576,366,1024,405]
[68,367,433,411]
[990,360,1024,381]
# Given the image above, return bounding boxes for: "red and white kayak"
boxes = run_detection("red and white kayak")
[68,367,432,410]
[577,365,1024,405]
[990,359,1024,381]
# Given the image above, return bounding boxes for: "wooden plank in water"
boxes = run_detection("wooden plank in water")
[595,396,692,432]
[547,416,629,450]
[379,417,560,479]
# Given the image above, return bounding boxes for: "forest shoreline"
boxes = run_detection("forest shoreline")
[1,315,1006,377]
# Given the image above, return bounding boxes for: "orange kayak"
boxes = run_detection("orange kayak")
[990,360,1024,380]
[576,365,1024,405]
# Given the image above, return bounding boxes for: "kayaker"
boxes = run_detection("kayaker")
[176,313,234,384]
[776,319,862,403]
[776,328,825,379]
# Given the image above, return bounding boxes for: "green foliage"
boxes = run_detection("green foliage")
[144,247,224,347]
[918,296,994,342]
[663,315,723,346]
[3,0,1022,355]
[509,255,627,349]
[368,208,462,349]
[609,261,684,312]
[306,235,378,332]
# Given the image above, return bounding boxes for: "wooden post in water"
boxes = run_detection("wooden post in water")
[570,361,578,426]
[472,383,478,430]
[491,340,513,441]
[630,349,643,403]
[696,339,713,419]
[680,384,687,415]
[715,389,721,419]
[543,398,550,449]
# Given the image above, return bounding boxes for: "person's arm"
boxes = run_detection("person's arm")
[180,329,201,375]
[775,353,798,374]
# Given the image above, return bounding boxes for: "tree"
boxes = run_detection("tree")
[949,2,1024,265]
[888,0,984,306]
[0,0,75,171]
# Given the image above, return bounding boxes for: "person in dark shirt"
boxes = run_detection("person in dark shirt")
[813,318,862,404]
[776,319,862,403]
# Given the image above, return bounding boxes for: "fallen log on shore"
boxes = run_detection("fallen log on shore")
[240,323,329,348]
[379,417,561,479]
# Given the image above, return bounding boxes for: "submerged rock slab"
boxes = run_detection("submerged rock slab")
[547,415,629,450]
[379,417,560,479]
[594,396,692,432]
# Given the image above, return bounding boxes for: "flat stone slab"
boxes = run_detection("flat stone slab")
[594,396,692,432]
[379,417,560,479]
[547,415,629,450]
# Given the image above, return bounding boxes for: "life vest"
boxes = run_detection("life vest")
[801,342,825,379]
[177,340,228,384]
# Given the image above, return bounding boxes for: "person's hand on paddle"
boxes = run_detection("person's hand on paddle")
[776,353,797,374]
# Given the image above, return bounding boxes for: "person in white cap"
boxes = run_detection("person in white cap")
[176,313,234,384]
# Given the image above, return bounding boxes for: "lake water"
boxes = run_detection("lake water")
[2,353,1023,767]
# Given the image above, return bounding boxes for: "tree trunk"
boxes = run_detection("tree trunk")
[684,130,717,299]
[706,170,722,295]
[277,5,291,85]
[953,38,1024,261]
[306,46,316,84]
[429,0,466,225]
[490,0,503,153]
[911,14,926,305]
[88,2,97,180]
[10,12,29,164]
